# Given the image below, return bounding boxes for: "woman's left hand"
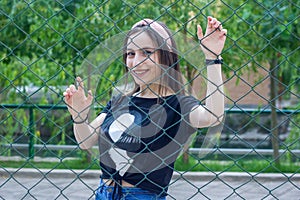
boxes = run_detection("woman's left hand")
[197,16,227,59]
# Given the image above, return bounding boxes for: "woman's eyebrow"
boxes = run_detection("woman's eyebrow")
[126,47,156,51]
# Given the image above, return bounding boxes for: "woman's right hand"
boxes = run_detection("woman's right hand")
[63,77,93,122]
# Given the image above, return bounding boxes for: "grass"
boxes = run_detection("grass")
[174,156,300,173]
[1,157,100,170]
[1,155,299,173]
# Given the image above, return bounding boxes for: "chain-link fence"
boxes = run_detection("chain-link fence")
[1,0,300,199]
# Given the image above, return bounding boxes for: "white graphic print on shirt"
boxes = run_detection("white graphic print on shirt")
[108,113,135,176]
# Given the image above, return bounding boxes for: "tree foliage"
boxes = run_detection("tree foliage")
[1,0,299,103]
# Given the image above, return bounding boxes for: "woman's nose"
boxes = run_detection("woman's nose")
[133,54,146,67]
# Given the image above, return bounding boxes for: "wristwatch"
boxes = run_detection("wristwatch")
[206,58,224,66]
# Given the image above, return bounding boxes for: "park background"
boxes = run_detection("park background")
[0,0,299,199]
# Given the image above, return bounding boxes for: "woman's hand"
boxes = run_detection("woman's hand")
[197,16,227,59]
[63,77,93,122]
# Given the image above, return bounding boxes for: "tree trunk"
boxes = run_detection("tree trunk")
[270,58,280,166]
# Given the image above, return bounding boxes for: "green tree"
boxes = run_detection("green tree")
[214,0,300,165]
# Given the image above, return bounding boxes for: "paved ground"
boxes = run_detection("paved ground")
[0,168,299,200]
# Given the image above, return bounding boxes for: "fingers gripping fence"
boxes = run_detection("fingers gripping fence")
[0,0,300,199]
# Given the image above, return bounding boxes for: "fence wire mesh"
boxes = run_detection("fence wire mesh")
[0,0,300,199]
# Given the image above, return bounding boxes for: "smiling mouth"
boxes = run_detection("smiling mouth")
[132,69,149,76]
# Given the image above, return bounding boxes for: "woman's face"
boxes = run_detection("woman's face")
[126,31,162,87]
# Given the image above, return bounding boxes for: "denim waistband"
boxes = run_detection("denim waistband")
[95,178,166,200]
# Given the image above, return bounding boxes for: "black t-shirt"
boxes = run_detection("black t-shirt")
[98,94,199,196]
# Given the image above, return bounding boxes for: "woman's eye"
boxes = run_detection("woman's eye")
[127,52,135,57]
[143,50,153,56]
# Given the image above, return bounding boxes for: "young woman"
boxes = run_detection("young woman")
[63,16,227,200]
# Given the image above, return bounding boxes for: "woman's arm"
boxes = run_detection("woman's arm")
[189,64,224,128]
[73,113,106,149]
[189,16,227,128]
[63,76,105,149]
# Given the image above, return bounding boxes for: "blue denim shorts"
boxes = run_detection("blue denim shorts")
[95,179,166,200]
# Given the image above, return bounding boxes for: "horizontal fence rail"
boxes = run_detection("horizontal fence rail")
[2,143,300,157]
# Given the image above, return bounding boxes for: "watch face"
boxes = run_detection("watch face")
[206,58,223,65]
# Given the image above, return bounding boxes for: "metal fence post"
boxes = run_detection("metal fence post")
[28,106,35,159]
